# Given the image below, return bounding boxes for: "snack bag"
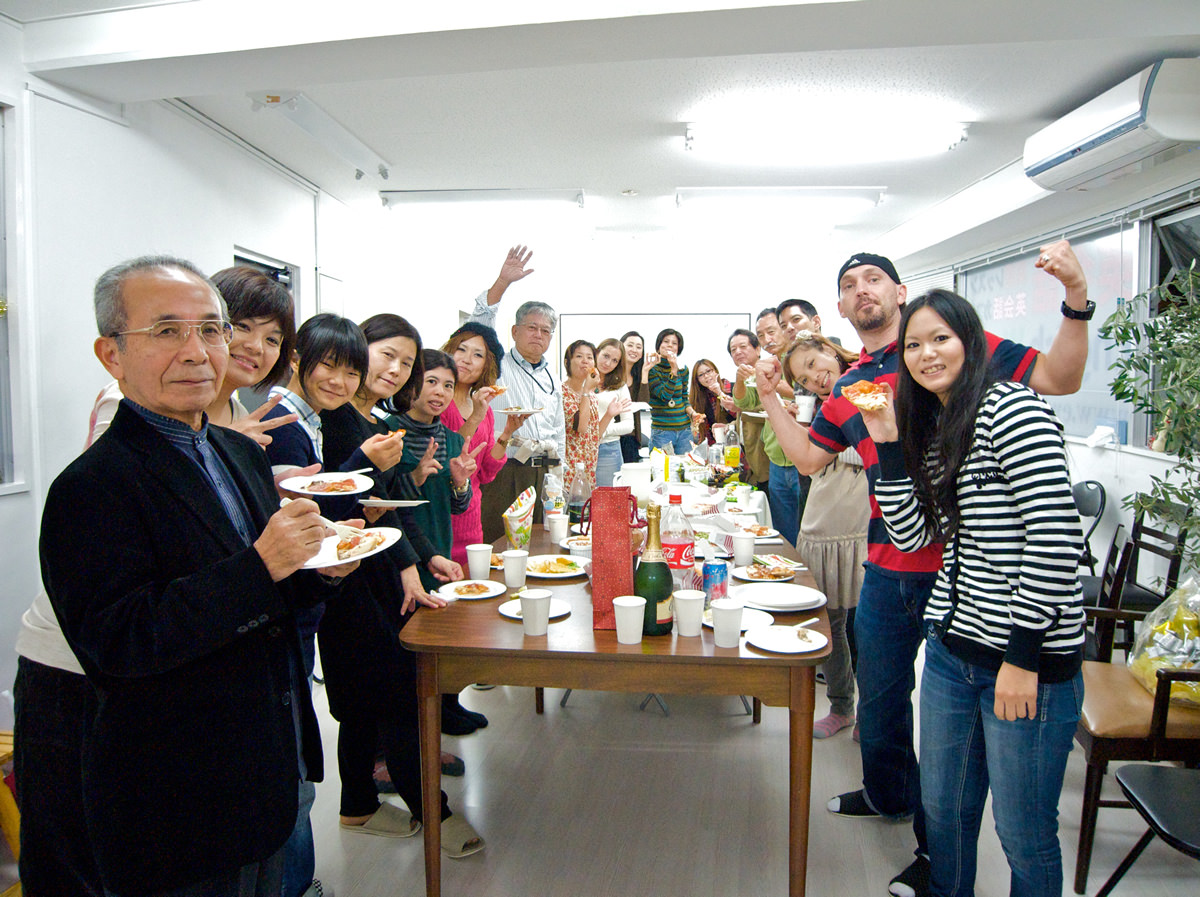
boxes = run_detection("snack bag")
[502,486,537,550]
[1127,576,1200,706]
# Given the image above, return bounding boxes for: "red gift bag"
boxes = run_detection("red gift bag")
[584,486,639,629]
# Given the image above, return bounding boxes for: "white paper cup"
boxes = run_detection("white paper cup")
[502,549,529,589]
[519,588,552,636]
[672,589,705,637]
[733,483,753,504]
[466,543,493,581]
[732,531,757,566]
[794,394,816,424]
[613,595,647,644]
[710,598,743,648]
[547,512,569,542]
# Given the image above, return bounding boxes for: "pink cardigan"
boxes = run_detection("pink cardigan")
[441,400,508,566]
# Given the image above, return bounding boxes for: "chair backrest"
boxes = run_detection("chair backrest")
[1072,480,1107,575]
[1129,507,1189,596]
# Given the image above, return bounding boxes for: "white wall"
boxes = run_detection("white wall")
[0,82,321,696]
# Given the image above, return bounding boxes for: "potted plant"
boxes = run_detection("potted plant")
[1098,261,1199,572]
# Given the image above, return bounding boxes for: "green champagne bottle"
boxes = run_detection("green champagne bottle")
[636,503,674,636]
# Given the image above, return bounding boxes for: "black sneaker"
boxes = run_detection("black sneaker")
[440,708,478,736]
[888,855,931,897]
[825,789,881,818]
[457,707,489,729]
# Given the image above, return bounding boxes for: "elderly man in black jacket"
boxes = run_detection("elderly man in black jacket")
[39,256,353,897]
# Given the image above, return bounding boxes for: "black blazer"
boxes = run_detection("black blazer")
[40,403,328,895]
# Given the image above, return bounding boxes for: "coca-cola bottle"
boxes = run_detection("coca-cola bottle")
[660,493,695,592]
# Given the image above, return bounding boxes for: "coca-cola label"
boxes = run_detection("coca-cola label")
[661,540,694,570]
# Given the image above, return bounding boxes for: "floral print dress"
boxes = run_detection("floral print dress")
[563,382,600,493]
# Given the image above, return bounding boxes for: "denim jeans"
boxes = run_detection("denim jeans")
[920,632,1082,897]
[595,440,623,488]
[853,566,935,853]
[651,427,692,455]
[766,461,808,547]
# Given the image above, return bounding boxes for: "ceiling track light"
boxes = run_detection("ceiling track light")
[248,90,390,181]
[379,188,587,208]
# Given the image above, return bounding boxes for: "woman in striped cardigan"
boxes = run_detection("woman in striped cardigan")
[860,290,1085,897]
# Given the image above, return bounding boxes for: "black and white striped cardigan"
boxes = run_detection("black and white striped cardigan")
[874,381,1085,681]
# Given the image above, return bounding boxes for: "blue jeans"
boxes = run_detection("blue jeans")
[853,566,934,853]
[595,440,622,488]
[766,461,808,547]
[651,428,692,455]
[920,632,1082,897]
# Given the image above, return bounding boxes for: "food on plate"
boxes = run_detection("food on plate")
[529,557,581,575]
[502,406,525,413]
[490,552,503,567]
[795,627,816,643]
[455,582,492,597]
[744,564,794,581]
[336,529,386,560]
[565,535,591,548]
[305,477,358,493]
[841,379,890,411]
[740,523,771,537]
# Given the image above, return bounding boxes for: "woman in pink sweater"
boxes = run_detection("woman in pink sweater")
[441,322,534,565]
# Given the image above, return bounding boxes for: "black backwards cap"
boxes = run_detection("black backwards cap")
[447,321,506,380]
[836,253,901,287]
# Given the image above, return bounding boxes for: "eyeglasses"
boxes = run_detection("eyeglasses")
[519,323,554,338]
[113,319,233,348]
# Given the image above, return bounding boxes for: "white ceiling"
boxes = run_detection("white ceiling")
[6,0,1200,274]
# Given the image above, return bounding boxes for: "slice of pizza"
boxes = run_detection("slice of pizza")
[307,477,358,493]
[336,529,387,560]
[841,379,890,411]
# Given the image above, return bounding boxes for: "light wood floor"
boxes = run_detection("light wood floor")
[308,659,1198,897]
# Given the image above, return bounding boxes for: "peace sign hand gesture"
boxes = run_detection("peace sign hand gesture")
[450,442,486,488]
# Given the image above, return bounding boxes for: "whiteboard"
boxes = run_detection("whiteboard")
[554,312,753,384]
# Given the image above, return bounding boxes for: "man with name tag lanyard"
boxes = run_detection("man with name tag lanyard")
[467,245,568,542]
[755,245,1091,897]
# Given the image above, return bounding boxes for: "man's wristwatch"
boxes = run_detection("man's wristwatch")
[1061,299,1096,321]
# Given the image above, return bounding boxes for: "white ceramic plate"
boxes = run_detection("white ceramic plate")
[738,525,780,540]
[281,472,374,496]
[303,526,401,569]
[702,607,774,631]
[745,624,828,654]
[732,583,828,612]
[525,555,586,578]
[358,498,429,508]
[437,580,506,601]
[498,598,572,620]
[495,406,544,415]
[731,565,795,583]
[569,523,586,535]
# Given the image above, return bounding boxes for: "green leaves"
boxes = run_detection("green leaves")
[1100,262,1200,571]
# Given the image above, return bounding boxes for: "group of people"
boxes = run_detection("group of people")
[15,234,1094,897]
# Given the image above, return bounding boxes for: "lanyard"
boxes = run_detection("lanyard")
[513,352,556,396]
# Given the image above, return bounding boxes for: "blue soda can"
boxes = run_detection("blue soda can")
[702,560,728,609]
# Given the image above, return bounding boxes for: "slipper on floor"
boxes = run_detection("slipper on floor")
[340,802,422,838]
[442,753,466,777]
[440,815,485,858]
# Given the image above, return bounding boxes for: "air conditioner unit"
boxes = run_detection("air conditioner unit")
[1023,58,1200,191]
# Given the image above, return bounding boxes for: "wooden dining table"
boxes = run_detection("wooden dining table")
[399,526,830,897]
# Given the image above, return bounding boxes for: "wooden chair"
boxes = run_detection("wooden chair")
[1072,480,1107,575]
[1072,623,1200,893]
[1082,525,1131,662]
[1093,761,1200,897]
[0,730,20,897]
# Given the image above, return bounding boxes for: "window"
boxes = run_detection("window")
[0,110,11,483]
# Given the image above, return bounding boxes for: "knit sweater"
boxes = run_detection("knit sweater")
[440,400,507,566]
[647,361,690,430]
[873,381,1085,681]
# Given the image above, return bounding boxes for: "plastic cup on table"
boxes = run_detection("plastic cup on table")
[547,511,569,543]
[672,589,705,637]
[466,543,493,581]
[502,549,529,590]
[710,597,743,648]
[613,596,647,644]
[731,531,756,566]
[519,589,552,636]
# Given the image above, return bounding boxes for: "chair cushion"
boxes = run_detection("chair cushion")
[1080,662,1200,739]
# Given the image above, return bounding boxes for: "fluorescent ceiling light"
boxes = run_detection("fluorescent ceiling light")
[684,120,966,166]
[675,186,884,222]
[380,188,585,207]
[249,90,390,179]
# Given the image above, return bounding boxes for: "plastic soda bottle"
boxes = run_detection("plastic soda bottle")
[660,493,695,591]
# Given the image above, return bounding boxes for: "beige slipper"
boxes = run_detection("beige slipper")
[440,814,485,858]
[340,802,422,838]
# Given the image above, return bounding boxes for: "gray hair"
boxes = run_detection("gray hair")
[94,255,224,345]
[513,300,557,332]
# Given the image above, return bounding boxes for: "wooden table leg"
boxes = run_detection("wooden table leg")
[415,652,442,897]
[535,686,545,714]
[788,666,816,897]
[753,696,762,725]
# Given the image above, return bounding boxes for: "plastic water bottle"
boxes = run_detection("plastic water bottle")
[567,462,591,525]
[542,472,563,530]
[660,493,695,591]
